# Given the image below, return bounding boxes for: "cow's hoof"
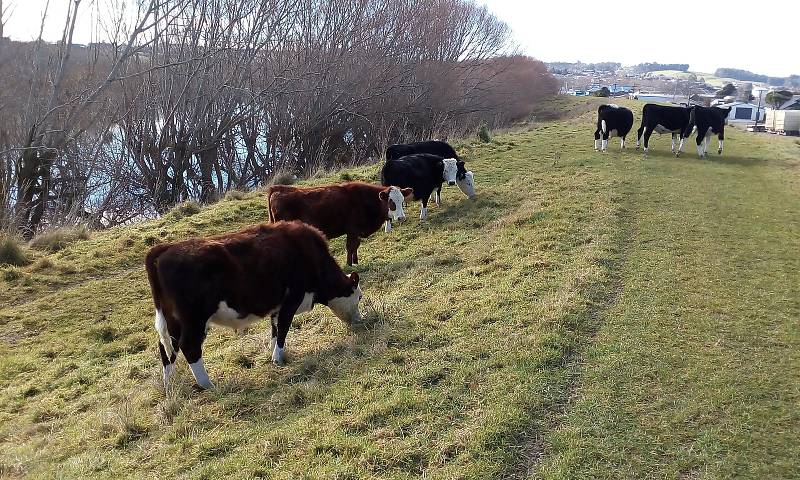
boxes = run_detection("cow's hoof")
[718,149,722,155]
[192,381,214,391]
[272,346,286,366]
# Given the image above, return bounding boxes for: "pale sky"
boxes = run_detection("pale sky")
[4,0,799,77]
[476,0,798,77]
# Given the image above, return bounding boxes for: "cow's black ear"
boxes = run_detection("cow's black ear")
[457,160,465,168]
[379,189,389,201]
[349,272,359,286]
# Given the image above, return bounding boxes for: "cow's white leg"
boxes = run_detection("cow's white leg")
[189,358,213,389]
[163,363,175,386]
[272,344,285,366]
[718,139,723,154]
[601,138,608,151]
[671,134,676,153]
[696,142,704,157]
[595,138,600,150]
[620,138,625,149]
[677,138,685,155]
[155,309,174,358]
[384,219,392,233]
[420,206,428,220]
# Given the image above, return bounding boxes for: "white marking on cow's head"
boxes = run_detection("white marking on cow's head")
[457,170,476,199]
[379,186,412,223]
[328,272,362,324]
[442,158,458,186]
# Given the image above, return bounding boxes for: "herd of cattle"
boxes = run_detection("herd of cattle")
[145,102,732,390]
[146,141,475,389]
[595,103,732,157]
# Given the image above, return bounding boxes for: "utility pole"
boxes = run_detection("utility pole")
[753,89,763,132]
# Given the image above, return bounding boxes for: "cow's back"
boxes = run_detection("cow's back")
[268,184,365,240]
[386,141,457,161]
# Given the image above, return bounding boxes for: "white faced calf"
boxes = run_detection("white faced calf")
[147,221,363,389]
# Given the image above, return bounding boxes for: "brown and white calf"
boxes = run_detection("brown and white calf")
[268,182,412,266]
[145,221,362,389]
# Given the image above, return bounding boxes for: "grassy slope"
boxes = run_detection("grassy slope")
[535,111,800,478]
[1,98,798,479]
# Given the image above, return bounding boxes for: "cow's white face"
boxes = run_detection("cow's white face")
[442,158,458,186]
[328,273,362,324]
[457,170,475,198]
[380,186,413,223]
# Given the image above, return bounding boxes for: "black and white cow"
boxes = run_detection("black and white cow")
[636,103,693,154]
[381,153,467,220]
[386,140,460,163]
[681,106,731,157]
[386,141,471,203]
[594,104,634,151]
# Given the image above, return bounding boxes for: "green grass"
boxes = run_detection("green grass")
[1,98,798,479]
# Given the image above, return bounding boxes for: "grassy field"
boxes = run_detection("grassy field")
[1,98,798,479]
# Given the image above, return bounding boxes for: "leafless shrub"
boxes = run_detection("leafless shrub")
[0,0,558,238]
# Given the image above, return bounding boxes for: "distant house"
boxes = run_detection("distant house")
[629,92,677,103]
[719,102,766,123]
[587,84,634,96]
[777,95,800,110]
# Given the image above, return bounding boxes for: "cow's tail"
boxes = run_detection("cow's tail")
[267,186,277,223]
[145,244,175,358]
[685,106,698,138]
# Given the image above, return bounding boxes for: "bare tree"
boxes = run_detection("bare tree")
[1,0,558,234]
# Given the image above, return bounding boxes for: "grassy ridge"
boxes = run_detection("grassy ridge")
[535,119,800,478]
[0,98,625,478]
[1,98,798,478]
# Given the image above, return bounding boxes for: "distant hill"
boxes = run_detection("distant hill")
[631,63,690,74]
[714,68,800,88]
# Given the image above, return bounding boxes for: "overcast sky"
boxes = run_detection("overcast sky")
[478,0,798,77]
[4,0,798,77]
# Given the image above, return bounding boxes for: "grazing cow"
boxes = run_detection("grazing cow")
[636,103,693,154]
[457,170,476,199]
[380,153,463,220]
[268,182,413,266]
[386,140,460,164]
[594,104,634,151]
[386,140,469,203]
[146,221,363,389]
[681,106,731,157]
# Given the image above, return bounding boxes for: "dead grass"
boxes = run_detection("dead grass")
[29,226,90,252]
[0,233,29,266]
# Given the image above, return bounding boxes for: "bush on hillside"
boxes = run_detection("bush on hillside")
[593,87,611,97]
[0,234,30,266]
[224,190,248,201]
[478,124,492,143]
[29,226,90,253]
[271,171,297,186]
[170,201,202,218]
